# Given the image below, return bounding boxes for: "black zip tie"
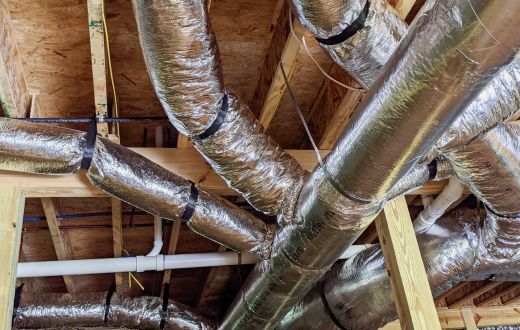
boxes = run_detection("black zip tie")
[315,0,370,46]
[81,116,97,170]
[193,94,229,141]
[180,181,199,221]
[319,282,348,330]
[427,159,438,180]
[160,283,170,329]
[236,252,243,286]
[104,282,116,324]
[12,283,24,326]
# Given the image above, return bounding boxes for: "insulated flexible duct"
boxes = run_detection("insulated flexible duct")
[222,0,520,328]
[0,118,274,259]
[13,292,214,329]
[289,0,407,87]
[280,113,520,329]
[131,0,306,221]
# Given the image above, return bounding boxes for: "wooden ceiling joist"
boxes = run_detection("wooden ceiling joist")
[0,148,453,198]
[41,198,78,293]
[0,0,30,118]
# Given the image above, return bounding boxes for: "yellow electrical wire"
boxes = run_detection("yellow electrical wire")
[121,249,145,291]
[100,0,120,136]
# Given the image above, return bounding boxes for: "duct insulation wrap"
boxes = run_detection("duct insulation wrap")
[291,0,407,87]
[13,292,214,329]
[279,207,520,330]
[447,122,520,217]
[326,0,520,202]
[0,118,274,259]
[131,0,306,221]
[427,55,520,160]
[222,0,520,328]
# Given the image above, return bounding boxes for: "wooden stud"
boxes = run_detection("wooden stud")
[111,198,124,293]
[449,281,503,308]
[393,0,417,20]
[477,283,520,307]
[161,219,182,291]
[380,306,520,329]
[0,0,30,118]
[87,0,109,137]
[0,148,457,198]
[460,307,478,330]
[257,19,304,129]
[376,196,441,329]
[0,185,24,330]
[41,198,77,293]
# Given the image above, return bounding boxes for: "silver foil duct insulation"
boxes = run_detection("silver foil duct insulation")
[0,119,274,259]
[447,122,520,217]
[222,0,520,327]
[132,0,306,219]
[289,0,407,87]
[13,292,214,329]
[427,55,520,159]
[279,208,520,330]
[327,0,520,202]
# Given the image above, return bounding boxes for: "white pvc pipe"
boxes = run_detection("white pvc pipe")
[146,216,163,256]
[17,245,372,278]
[414,177,465,233]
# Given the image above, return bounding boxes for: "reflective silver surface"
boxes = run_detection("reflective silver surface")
[447,122,520,216]
[132,0,306,219]
[13,292,214,329]
[0,117,85,174]
[327,0,520,202]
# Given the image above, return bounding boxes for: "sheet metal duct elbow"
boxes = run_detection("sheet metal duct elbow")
[289,0,407,87]
[131,0,306,221]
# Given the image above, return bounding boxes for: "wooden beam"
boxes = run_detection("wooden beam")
[111,197,124,293]
[252,16,304,129]
[41,198,78,293]
[0,0,30,117]
[161,219,182,291]
[477,283,520,307]
[449,281,503,308]
[0,148,458,198]
[376,196,441,329]
[381,306,520,329]
[0,185,24,329]
[393,0,417,19]
[87,0,109,137]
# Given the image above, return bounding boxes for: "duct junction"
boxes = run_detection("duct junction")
[3,0,520,329]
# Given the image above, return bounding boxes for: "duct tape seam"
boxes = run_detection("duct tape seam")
[319,282,348,330]
[180,181,199,221]
[160,283,170,329]
[104,282,116,324]
[315,0,370,46]
[193,94,230,141]
[81,116,98,170]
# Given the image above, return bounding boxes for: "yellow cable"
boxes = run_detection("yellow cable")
[100,0,120,136]
[129,272,145,291]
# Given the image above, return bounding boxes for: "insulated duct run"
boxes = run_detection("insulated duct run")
[222,0,520,327]
[0,118,274,259]
[289,0,407,87]
[131,0,306,221]
[13,291,214,329]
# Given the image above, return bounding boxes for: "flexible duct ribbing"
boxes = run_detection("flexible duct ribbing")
[221,0,520,328]
[0,118,274,259]
[131,0,306,221]
[13,292,214,329]
[289,0,407,87]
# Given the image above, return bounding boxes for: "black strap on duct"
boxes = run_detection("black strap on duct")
[319,282,349,330]
[428,159,438,180]
[160,283,170,329]
[180,181,199,221]
[81,116,98,170]
[315,0,370,46]
[193,94,229,141]
[104,282,117,324]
